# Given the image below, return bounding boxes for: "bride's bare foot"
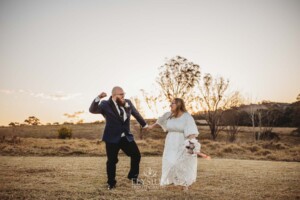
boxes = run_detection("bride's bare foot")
[165,185,182,191]
[183,186,189,191]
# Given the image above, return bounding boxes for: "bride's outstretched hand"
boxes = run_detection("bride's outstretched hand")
[198,152,211,160]
[148,123,156,130]
[142,126,149,132]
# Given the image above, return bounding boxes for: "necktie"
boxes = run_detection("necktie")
[118,105,124,120]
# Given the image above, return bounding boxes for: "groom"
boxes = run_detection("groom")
[89,86,148,190]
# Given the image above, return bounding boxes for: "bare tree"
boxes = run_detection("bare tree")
[198,73,241,140]
[256,109,263,140]
[184,94,202,114]
[131,95,147,139]
[141,89,160,117]
[244,98,258,140]
[248,106,256,138]
[156,56,201,110]
[223,108,240,142]
[255,106,281,140]
[130,96,145,117]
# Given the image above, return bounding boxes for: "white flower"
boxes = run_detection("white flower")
[189,138,198,144]
[184,139,190,146]
[185,138,201,156]
[125,102,130,108]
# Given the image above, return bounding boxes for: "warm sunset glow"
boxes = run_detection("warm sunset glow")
[0,0,299,126]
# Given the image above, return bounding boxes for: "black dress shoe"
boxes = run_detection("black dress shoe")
[107,184,116,190]
[131,178,143,185]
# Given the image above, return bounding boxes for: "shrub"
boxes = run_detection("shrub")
[262,142,287,150]
[255,130,280,141]
[222,146,233,153]
[222,144,246,154]
[255,150,272,156]
[247,145,261,152]
[58,127,72,139]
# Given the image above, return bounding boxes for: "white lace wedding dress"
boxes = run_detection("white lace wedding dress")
[157,111,200,187]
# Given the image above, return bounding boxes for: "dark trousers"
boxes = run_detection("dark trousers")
[105,137,141,186]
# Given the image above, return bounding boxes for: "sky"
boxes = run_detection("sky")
[0,0,299,126]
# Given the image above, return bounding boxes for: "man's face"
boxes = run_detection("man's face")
[114,89,126,106]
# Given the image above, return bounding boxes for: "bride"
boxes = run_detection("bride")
[148,98,200,189]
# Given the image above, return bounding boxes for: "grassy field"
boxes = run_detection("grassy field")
[0,137,300,162]
[0,123,299,199]
[0,122,299,162]
[0,156,299,200]
[0,121,298,142]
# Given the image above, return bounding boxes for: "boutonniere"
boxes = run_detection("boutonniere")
[124,102,130,109]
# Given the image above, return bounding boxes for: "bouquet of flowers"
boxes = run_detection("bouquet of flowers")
[184,138,201,156]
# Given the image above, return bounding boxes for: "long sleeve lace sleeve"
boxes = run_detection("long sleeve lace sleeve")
[184,113,199,138]
[156,112,171,132]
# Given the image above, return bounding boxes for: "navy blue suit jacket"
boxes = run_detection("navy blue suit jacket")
[89,96,147,143]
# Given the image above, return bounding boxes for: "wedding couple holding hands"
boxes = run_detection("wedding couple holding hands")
[89,86,210,190]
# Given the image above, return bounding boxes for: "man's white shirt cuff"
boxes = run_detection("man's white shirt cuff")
[143,124,148,128]
[95,96,101,103]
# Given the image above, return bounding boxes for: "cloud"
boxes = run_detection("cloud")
[64,111,84,119]
[0,89,15,94]
[32,92,82,100]
[0,89,82,100]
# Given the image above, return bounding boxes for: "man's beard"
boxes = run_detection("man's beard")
[116,97,125,107]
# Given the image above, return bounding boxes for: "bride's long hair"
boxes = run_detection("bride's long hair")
[169,98,187,119]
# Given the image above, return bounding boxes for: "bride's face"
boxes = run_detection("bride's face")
[170,100,177,112]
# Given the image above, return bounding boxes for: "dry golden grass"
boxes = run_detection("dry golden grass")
[0,138,164,157]
[1,122,296,140]
[0,156,299,200]
[0,122,299,162]
[0,123,299,199]
[0,137,299,162]
[0,123,105,139]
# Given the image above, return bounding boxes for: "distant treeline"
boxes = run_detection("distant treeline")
[195,101,300,128]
